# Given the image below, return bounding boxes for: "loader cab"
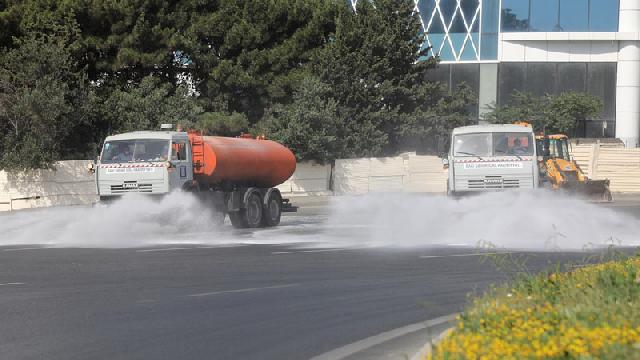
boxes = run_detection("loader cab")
[536,135,571,162]
[95,131,193,199]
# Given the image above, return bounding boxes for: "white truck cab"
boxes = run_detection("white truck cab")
[95,131,194,199]
[446,124,539,194]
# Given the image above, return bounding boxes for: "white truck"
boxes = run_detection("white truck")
[445,124,539,195]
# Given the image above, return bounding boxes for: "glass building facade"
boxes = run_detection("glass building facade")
[497,62,617,137]
[348,0,629,140]
[502,0,619,32]
[350,0,620,62]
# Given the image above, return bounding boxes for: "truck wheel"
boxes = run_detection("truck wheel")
[244,192,263,228]
[262,191,282,227]
[229,211,247,229]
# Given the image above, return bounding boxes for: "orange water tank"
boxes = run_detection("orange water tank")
[189,134,296,188]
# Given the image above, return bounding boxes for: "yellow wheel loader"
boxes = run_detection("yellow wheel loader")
[535,134,612,202]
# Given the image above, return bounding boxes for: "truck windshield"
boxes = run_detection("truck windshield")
[454,133,533,157]
[453,134,491,157]
[492,133,534,156]
[101,139,170,163]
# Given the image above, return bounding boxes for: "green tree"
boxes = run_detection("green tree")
[485,91,603,135]
[395,83,477,154]
[549,92,603,134]
[191,111,250,136]
[484,91,547,126]
[102,75,202,133]
[306,0,473,158]
[0,0,21,49]
[178,0,340,122]
[0,31,91,170]
[69,1,185,87]
[260,76,345,163]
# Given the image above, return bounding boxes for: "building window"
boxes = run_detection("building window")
[501,0,530,31]
[557,63,587,93]
[349,0,501,62]
[501,0,619,32]
[497,63,617,137]
[480,0,500,60]
[530,0,563,32]
[589,0,619,32]
[559,0,589,32]
[498,63,526,106]
[426,63,480,117]
[419,0,483,61]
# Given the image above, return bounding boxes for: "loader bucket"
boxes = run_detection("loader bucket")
[563,179,613,202]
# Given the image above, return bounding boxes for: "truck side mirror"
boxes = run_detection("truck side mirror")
[442,158,449,169]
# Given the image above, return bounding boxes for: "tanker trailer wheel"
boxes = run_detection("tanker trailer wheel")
[262,191,282,227]
[244,192,264,228]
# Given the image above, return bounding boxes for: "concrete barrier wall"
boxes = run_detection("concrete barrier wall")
[332,154,447,195]
[570,144,596,178]
[0,160,98,211]
[571,143,640,193]
[3,146,640,213]
[276,162,332,195]
[594,147,640,193]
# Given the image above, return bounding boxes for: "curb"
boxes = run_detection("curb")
[309,313,457,360]
[410,327,454,360]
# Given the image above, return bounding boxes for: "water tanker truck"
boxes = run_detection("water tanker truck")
[89,127,297,228]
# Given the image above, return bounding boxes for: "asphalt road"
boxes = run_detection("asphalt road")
[0,195,639,360]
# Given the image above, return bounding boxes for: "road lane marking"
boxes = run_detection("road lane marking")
[0,282,24,286]
[272,249,346,255]
[310,313,458,360]
[419,252,515,259]
[299,248,346,253]
[187,283,300,298]
[3,247,45,252]
[197,245,245,249]
[136,247,191,253]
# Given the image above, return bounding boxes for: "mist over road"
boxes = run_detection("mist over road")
[1,194,639,359]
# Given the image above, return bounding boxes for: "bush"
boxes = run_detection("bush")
[430,256,640,359]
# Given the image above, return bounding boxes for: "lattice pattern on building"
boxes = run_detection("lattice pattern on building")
[349,0,482,62]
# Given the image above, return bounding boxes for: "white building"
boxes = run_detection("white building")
[350,0,640,147]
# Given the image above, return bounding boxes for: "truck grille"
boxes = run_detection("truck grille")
[467,177,520,189]
[110,183,153,193]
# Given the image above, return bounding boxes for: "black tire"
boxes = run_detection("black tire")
[229,211,247,228]
[244,192,263,228]
[262,191,282,227]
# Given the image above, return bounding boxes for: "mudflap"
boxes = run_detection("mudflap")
[281,198,298,213]
[563,179,613,202]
